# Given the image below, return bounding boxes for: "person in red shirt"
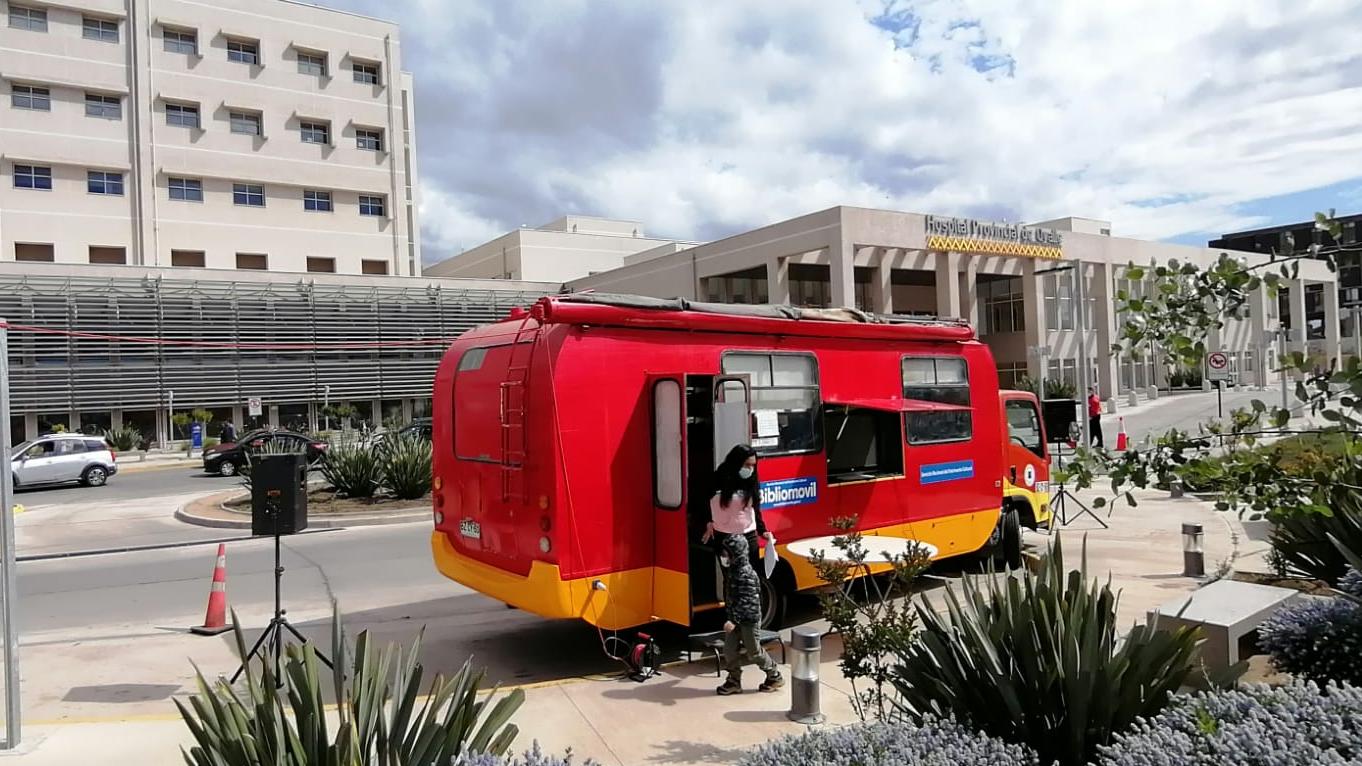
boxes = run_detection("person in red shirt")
[1087,387,1104,447]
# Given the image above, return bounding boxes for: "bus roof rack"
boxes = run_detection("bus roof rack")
[554,292,968,328]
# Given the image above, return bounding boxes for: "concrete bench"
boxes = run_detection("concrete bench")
[685,629,786,676]
[1148,579,1304,678]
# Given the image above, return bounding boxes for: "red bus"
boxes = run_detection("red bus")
[430,294,1019,629]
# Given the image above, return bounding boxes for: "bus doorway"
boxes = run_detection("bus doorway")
[684,375,750,615]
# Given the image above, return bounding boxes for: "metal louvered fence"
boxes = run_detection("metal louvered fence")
[0,269,554,443]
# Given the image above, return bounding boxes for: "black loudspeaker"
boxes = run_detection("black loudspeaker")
[1042,399,1079,444]
[251,453,308,536]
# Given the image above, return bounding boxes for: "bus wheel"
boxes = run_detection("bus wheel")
[760,572,790,630]
[995,508,1022,571]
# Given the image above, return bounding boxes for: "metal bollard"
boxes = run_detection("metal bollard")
[786,627,825,725]
[1182,522,1205,577]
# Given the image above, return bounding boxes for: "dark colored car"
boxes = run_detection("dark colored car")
[202,429,328,477]
[399,418,431,440]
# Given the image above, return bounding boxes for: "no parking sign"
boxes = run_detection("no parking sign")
[1207,351,1231,382]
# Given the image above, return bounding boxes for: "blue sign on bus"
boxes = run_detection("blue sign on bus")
[920,459,974,485]
[759,477,819,509]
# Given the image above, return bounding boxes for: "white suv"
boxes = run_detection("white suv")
[11,434,118,488]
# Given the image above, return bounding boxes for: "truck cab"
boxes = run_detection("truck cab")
[1000,390,1051,530]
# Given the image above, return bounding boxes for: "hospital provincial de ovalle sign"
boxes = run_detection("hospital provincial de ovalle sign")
[925,215,1064,260]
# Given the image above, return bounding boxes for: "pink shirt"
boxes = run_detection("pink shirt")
[710,490,757,535]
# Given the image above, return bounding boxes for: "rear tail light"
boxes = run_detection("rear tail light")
[312,443,328,451]
[538,536,552,554]
[434,510,444,525]
[539,515,552,532]
[110,449,118,462]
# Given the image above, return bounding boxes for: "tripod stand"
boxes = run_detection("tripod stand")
[1050,438,1108,529]
[230,502,332,684]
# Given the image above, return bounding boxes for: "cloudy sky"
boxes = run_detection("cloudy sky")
[320,0,1362,264]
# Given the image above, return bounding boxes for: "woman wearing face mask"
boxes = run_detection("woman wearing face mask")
[702,444,772,583]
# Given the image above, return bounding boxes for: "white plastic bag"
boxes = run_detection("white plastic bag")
[763,535,779,578]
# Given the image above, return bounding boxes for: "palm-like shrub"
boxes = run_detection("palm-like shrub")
[1268,488,1362,585]
[239,437,308,493]
[889,537,1202,766]
[382,432,431,500]
[321,439,383,499]
[104,426,141,452]
[739,717,1039,766]
[177,610,524,766]
[1258,568,1362,686]
[1097,681,1362,765]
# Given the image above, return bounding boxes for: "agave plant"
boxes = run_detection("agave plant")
[1268,487,1362,585]
[239,437,310,493]
[104,425,141,452]
[382,432,432,501]
[321,439,383,499]
[176,609,524,766]
[889,536,1202,766]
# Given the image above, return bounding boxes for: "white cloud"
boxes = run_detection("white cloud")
[326,0,1362,262]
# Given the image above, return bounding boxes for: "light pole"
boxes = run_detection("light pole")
[323,384,331,432]
[166,389,174,446]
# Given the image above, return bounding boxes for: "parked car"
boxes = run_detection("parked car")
[202,429,328,477]
[11,433,118,488]
[398,418,431,440]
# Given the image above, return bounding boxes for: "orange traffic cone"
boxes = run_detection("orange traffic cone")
[1116,417,1129,451]
[191,543,231,636]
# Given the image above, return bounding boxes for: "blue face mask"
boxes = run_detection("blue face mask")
[738,466,754,480]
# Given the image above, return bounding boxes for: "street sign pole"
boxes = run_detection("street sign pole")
[0,320,20,749]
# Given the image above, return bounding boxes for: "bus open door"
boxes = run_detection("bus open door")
[1000,390,1052,530]
[649,374,751,625]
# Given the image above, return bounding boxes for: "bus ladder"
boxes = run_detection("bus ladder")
[499,315,541,504]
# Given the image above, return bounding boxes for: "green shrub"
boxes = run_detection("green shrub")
[1097,681,1362,765]
[382,432,432,500]
[177,609,524,766]
[321,440,383,499]
[889,537,1202,766]
[738,718,1039,766]
[104,426,141,452]
[1269,488,1362,585]
[1015,376,1077,400]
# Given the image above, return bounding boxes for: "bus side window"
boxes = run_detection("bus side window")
[902,356,970,405]
[721,352,821,455]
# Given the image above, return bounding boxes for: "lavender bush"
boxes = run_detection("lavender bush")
[457,743,597,766]
[738,717,1039,766]
[1257,568,1362,686]
[1097,681,1362,765]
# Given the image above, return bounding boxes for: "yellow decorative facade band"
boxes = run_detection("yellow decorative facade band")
[927,235,1063,260]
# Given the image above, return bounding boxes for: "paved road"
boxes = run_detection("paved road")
[15,463,218,506]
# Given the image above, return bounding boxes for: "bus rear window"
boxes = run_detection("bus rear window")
[454,345,508,462]
[902,356,970,406]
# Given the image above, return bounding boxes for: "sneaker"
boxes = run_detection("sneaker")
[759,673,785,692]
[716,676,742,696]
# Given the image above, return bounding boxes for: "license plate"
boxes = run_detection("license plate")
[1035,481,1050,494]
[459,519,482,540]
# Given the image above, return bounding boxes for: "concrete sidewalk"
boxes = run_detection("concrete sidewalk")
[6,488,1236,765]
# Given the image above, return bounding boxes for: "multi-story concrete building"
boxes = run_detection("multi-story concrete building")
[1,0,420,276]
[430,206,1342,401]
[424,215,694,283]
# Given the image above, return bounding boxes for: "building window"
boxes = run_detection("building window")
[996,362,1028,390]
[14,243,54,262]
[299,120,329,144]
[82,16,119,42]
[352,60,381,85]
[88,246,126,265]
[306,257,335,273]
[11,84,50,111]
[235,253,267,270]
[13,165,52,190]
[87,170,124,195]
[226,39,259,65]
[980,277,1026,335]
[163,28,197,55]
[165,102,200,128]
[168,177,203,201]
[296,51,327,77]
[1042,272,1076,331]
[362,259,388,275]
[720,352,822,455]
[229,110,262,136]
[232,183,265,207]
[8,5,46,32]
[358,194,385,217]
[303,189,332,212]
[356,128,383,151]
[171,250,205,268]
[84,92,122,119]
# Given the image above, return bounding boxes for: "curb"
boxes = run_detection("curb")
[117,460,201,475]
[175,490,427,530]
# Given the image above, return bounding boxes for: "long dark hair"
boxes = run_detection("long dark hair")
[715,444,759,509]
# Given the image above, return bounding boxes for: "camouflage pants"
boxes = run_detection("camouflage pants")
[722,623,777,678]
